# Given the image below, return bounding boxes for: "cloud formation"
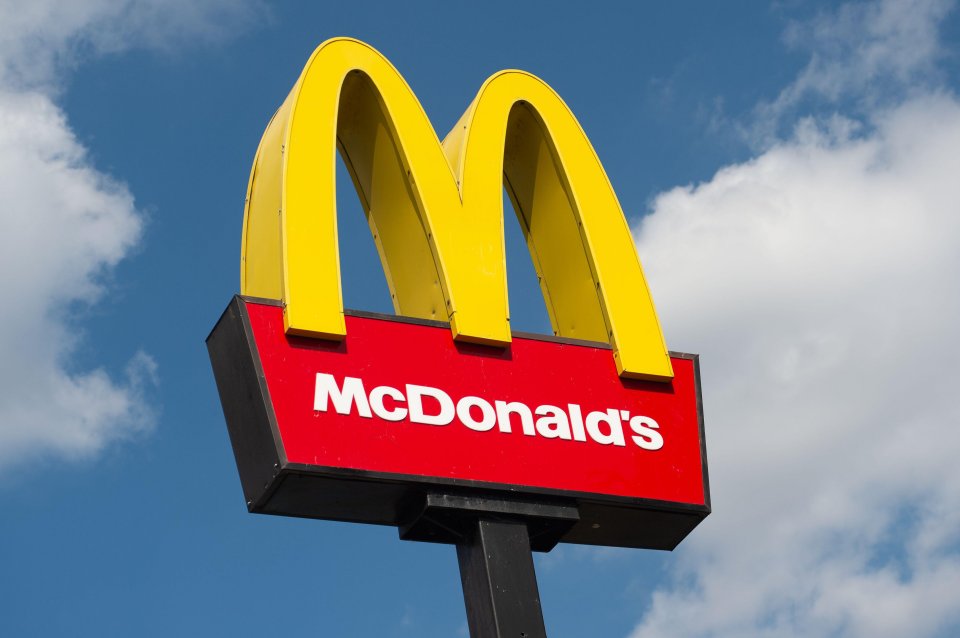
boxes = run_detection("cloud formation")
[750,0,953,143]
[0,0,263,469]
[631,1,960,635]
[0,0,265,89]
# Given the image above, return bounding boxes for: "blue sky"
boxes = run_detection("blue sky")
[2,1,959,636]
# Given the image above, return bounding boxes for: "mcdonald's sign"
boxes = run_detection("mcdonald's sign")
[208,39,709,550]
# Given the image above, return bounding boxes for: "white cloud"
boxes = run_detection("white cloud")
[632,94,960,637]
[628,1,960,635]
[0,0,266,90]
[750,0,953,143]
[0,0,263,469]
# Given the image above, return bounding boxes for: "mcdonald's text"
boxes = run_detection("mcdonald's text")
[313,373,665,450]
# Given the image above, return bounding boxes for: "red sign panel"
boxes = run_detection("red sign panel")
[208,297,709,550]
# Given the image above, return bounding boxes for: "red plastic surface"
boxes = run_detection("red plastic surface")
[247,301,705,505]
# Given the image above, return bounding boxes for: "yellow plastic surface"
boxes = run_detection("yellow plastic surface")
[241,38,672,380]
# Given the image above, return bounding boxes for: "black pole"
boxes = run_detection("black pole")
[456,518,548,638]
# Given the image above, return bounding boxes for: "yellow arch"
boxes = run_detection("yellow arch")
[241,38,672,381]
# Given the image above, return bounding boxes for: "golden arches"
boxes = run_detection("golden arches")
[241,38,672,380]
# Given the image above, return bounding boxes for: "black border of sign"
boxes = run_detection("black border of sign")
[207,295,711,551]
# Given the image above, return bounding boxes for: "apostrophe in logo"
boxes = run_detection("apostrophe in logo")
[241,38,672,381]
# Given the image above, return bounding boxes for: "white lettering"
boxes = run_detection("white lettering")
[369,385,407,422]
[585,408,626,446]
[457,396,497,431]
[534,405,572,440]
[310,372,664,451]
[567,403,588,442]
[406,384,455,426]
[314,373,371,418]
[495,400,535,435]
[629,416,663,450]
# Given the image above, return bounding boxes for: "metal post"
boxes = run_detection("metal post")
[456,518,548,638]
